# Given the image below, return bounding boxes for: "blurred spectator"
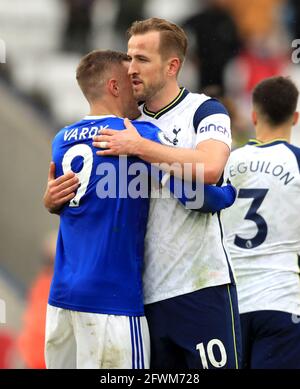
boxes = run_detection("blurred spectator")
[224,28,290,147]
[17,231,57,369]
[184,0,240,94]
[236,34,289,95]
[287,0,300,40]
[62,0,95,54]
[225,0,285,41]
[114,0,146,35]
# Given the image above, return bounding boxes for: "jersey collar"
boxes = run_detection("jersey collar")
[247,138,289,148]
[143,87,189,119]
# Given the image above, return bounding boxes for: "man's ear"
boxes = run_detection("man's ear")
[107,79,119,97]
[293,111,299,126]
[252,110,257,126]
[167,57,181,77]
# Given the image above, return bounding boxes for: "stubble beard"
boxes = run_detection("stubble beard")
[133,77,166,106]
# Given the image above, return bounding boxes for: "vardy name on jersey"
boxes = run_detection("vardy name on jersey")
[63,125,108,142]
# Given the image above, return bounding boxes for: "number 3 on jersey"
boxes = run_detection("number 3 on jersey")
[234,188,269,249]
[62,144,93,207]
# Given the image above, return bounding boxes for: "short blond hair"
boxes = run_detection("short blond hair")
[76,50,129,102]
[127,18,188,64]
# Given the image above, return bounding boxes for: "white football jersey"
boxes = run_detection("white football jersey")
[138,88,234,304]
[223,139,300,314]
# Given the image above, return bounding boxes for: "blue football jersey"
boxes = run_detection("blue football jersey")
[48,115,163,316]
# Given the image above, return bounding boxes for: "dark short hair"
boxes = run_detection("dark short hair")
[76,50,130,102]
[127,18,188,65]
[252,76,299,126]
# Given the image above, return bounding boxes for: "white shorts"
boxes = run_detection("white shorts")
[45,305,150,369]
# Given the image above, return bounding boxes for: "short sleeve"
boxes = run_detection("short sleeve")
[284,143,300,173]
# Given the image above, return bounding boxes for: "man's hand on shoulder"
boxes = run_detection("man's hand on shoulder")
[93,118,143,156]
[43,162,79,214]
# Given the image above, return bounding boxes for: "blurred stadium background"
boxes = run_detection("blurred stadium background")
[1,0,300,368]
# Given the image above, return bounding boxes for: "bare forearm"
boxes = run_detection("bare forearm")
[137,138,191,163]
[93,120,230,183]
[135,138,229,184]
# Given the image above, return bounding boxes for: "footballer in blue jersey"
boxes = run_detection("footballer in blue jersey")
[45,50,156,369]
[49,115,164,316]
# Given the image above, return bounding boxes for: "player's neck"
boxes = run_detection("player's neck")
[145,82,181,113]
[89,101,123,118]
[255,123,292,143]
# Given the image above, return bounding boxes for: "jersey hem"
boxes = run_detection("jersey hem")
[239,307,300,316]
[144,276,231,305]
[48,298,145,316]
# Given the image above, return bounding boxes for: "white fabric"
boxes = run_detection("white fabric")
[223,143,300,314]
[233,252,300,315]
[195,113,232,149]
[139,91,234,304]
[45,305,150,369]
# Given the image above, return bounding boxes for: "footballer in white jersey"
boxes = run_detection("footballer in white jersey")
[223,75,300,369]
[139,88,234,304]
[223,140,300,316]
[95,87,242,369]
[137,88,241,369]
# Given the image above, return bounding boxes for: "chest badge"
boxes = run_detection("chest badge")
[172,126,181,145]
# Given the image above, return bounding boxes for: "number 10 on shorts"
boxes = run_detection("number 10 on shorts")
[196,339,227,369]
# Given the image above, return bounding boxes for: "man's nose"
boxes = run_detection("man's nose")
[128,61,137,76]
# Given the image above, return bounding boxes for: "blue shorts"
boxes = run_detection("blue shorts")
[144,283,242,369]
[240,310,300,369]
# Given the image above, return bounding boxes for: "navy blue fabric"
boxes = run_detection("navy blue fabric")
[284,143,300,173]
[144,284,242,369]
[240,310,300,369]
[193,98,229,132]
